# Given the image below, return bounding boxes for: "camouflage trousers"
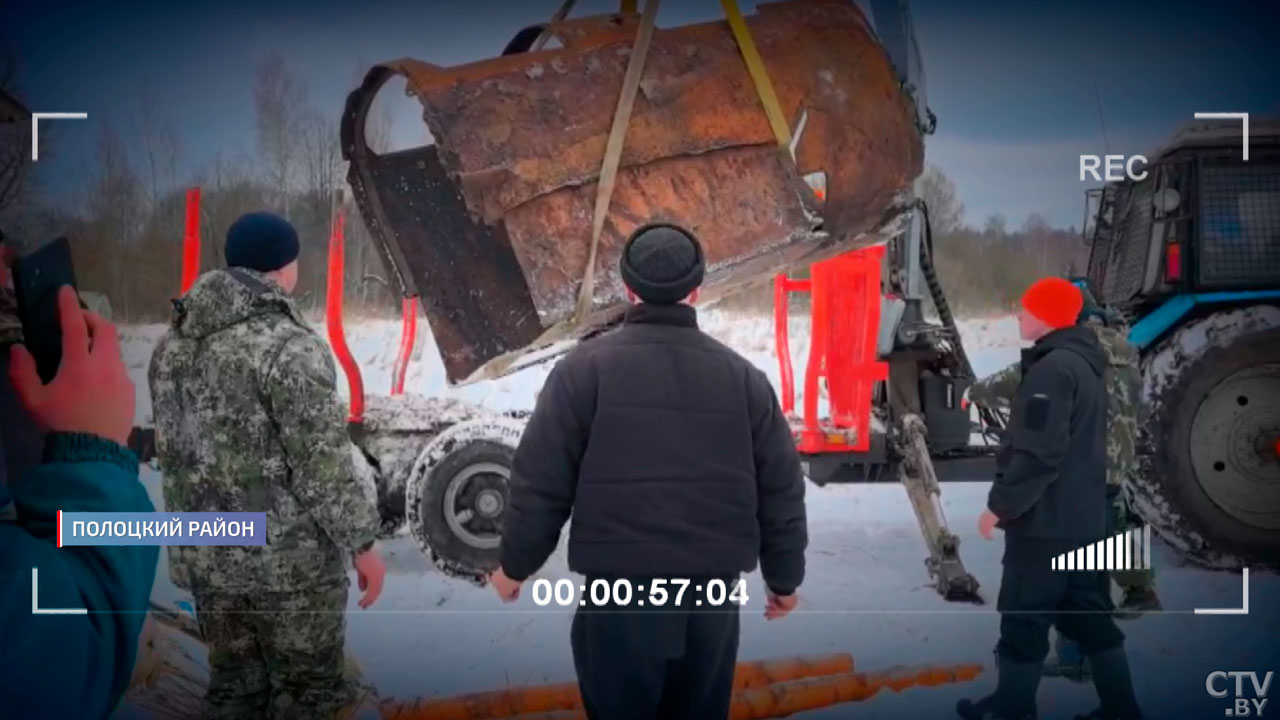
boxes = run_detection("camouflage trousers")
[194,580,352,720]
[1111,486,1155,594]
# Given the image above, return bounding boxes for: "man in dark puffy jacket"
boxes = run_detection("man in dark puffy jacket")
[960,277,1143,720]
[491,224,809,720]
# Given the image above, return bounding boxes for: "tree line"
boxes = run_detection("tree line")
[0,51,397,324]
[920,166,1089,315]
[2,46,1086,324]
[712,164,1088,316]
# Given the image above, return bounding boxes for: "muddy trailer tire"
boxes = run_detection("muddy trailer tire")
[1135,305,1280,567]
[404,416,525,583]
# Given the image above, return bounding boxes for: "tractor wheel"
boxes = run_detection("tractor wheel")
[1134,304,1280,567]
[404,416,525,583]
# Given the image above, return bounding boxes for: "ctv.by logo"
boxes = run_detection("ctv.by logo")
[1208,671,1273,717]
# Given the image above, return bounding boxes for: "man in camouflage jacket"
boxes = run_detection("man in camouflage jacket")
[148,212,385,719]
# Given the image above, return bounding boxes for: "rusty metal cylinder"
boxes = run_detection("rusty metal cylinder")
[342,0,923,383]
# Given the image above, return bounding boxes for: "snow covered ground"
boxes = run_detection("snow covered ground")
[118,311,1279,720]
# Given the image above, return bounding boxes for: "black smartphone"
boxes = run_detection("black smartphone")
[13,237,80,384]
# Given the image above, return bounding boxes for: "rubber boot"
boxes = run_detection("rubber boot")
[1076,647,1143,720]
[1042,632,1091,683]
[957,656,1042,720]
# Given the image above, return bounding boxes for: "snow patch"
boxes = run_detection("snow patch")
[123,312,1022,426]
[1142,304,1280,402]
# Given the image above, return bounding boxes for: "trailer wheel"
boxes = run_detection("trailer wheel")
[404,417,525,583]
[1135,305,1280,567]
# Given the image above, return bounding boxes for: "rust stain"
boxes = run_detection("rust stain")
[401,0,918,226]
[502,144,811,323]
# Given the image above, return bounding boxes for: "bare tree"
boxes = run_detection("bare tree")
[81,119,145,320]
[1021,212,1052,273]
[86,119,144,242]
[983,213,1008,238]
[919,164,965,235]
[299,110,340,212]
[350,59,395,154]
[136,85,182,213]
[197,151,266,266]
[252,53,308,213]
[366,99,393,155]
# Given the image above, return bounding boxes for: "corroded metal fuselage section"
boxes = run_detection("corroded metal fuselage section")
[341,0,923,384]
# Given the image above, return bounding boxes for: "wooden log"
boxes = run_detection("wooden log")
[729,664,985,719]
[439,663,983,720]
[380,653,854,720]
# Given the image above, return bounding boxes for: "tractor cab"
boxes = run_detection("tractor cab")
[1086,118,1280,323]
[1084,118,1280,566]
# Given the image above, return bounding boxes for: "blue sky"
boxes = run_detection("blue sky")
[4,0,1277,229]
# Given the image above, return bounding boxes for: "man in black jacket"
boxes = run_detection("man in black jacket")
[491,224,809,720]
[960,277,1143,720]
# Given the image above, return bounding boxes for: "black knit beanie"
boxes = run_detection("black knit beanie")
[619,224,705,304]
[224,212,300,273]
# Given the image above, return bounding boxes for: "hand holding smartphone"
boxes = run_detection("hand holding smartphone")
[13,238,81,384]
[9,239,135,446]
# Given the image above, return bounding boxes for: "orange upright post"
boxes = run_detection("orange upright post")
[391,296,418,395]
[325,200,365,423]
[775,245,888,454]
[179,187,201,294]
[773,274,810,416]
[818,245,888,451]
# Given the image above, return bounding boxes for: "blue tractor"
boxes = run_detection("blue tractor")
[1085,118,1280,567]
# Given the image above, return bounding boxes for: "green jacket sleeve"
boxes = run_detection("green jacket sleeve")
[0,433,158,720]
[969,364,1021,408]
[264,332,380,554]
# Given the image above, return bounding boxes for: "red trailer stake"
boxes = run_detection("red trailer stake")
[180,188,201,295]
[326,205,365,423]
[391,296,418,395]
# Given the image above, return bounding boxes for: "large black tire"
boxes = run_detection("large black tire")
[404,417,525,583]
[1134,305,1280,568]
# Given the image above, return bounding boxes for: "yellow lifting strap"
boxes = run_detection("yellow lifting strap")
[720,0,792,150]
[572,0,660,324]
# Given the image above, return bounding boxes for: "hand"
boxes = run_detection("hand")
[979,509,1000,541]
[489,567,522,603]
[353,546,386,609]
[764,591,798,620]
[9,287,134,446]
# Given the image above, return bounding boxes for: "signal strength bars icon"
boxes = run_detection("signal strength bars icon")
[1052,525,1152,572]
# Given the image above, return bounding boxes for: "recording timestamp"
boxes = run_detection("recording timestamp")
[530,578,750,608]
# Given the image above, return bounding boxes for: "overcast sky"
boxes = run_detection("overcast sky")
[4,0,1278,229]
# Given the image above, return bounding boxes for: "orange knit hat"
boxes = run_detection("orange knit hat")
[1020,277,1083,330]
